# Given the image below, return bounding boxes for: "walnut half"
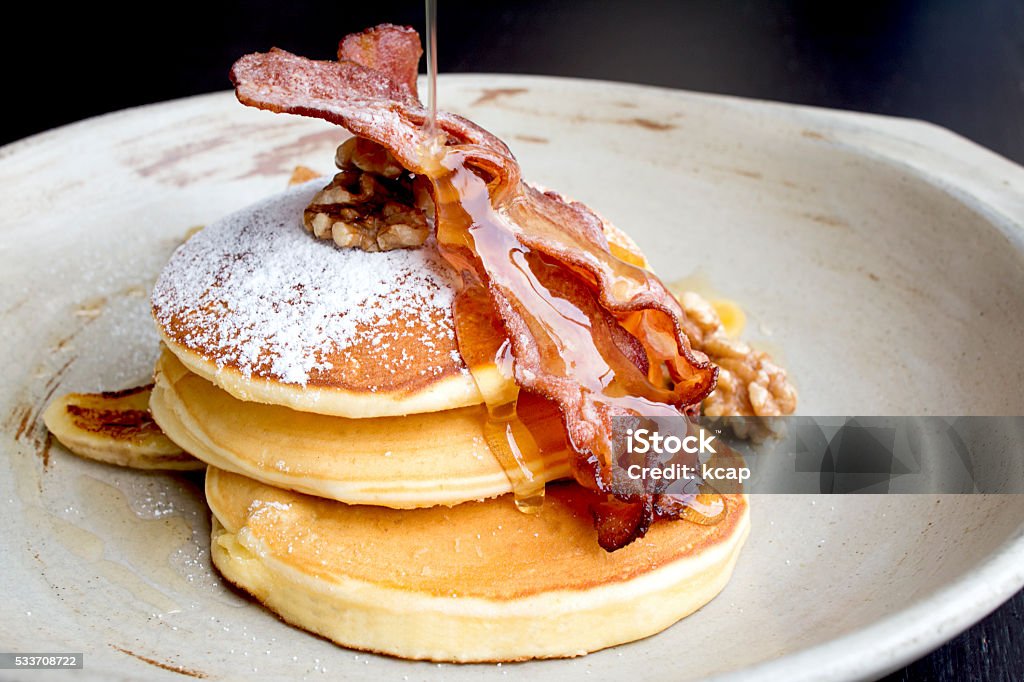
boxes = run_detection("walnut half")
[303,138,429,252]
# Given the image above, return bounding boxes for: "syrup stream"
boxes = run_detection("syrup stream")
[423,0,546,513]
[418,5,721,523]
[424,0,439,140]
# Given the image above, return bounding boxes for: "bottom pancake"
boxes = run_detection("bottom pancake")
[206,467,749,662]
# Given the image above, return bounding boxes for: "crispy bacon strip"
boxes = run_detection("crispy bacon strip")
[230,26,718,550]
[337,24,423,98]
[231,32,512,178]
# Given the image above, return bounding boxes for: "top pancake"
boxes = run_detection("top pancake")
[152,181,482,417]
[153,181,650,418]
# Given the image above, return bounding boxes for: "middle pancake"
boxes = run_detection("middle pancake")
[150,349,571,507]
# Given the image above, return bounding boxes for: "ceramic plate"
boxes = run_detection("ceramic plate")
[2,75,1024,681]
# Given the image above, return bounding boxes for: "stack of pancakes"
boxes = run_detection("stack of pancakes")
[148,180,749,662]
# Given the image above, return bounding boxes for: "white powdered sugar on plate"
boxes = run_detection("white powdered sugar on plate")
[152,181,460,385]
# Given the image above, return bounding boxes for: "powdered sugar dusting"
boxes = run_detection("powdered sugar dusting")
[152,181,461,386]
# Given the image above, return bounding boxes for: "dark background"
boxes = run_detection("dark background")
[4,0,1023,165]
[5,1,1024,679]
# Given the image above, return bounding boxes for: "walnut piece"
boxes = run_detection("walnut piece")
[676,291,797,418]
[303,138,429,252]
[288,165,321,186]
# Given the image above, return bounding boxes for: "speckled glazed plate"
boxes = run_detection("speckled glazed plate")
[2,76,1024,681]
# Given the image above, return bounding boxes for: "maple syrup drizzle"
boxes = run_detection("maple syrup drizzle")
[478,354,547,513]
[450,285,547,511]
[417,148,723,525]
[681,492,727,524]
[419,5,723,522]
